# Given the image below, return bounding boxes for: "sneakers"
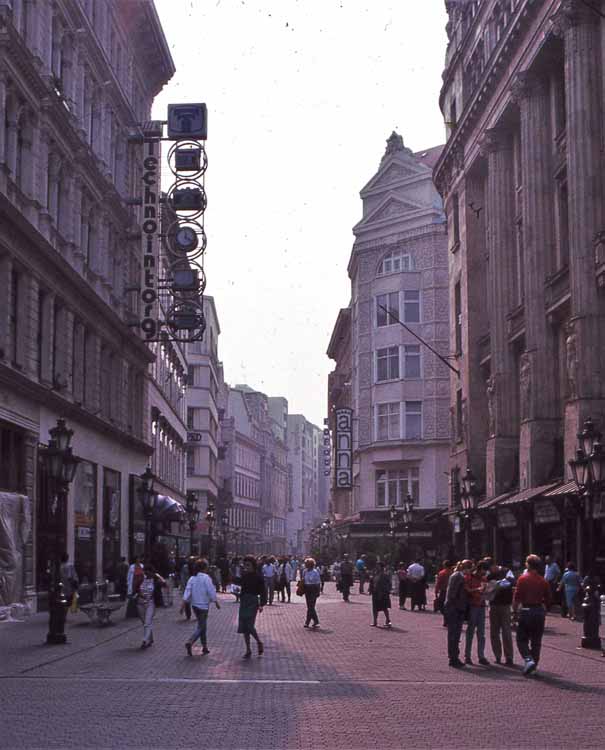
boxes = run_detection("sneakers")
[464,657,473,665]
[202,647,210,655]
[185,642,192,657]
[523,658,537,676]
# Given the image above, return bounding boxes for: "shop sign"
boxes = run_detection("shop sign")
[323,425,331,477]
[533,499,560,525]
[497,507,517,529]
[187,431,202,443]
[453,517,461,534]
[334,408,352,489]
[471,515,485,531]
[133,532,145,543]
[77,526,92,540]
[140,138,160,339]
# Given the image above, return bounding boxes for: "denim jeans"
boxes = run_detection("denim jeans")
[465,605,486,660]
[264,577,275,605]
[137,601,155,644]
[304,586,320,625]
[190,606,209,646]
[516,607,546,664]
[445,605,465,662]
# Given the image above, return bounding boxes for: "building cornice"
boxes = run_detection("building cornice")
[0,363,152,454]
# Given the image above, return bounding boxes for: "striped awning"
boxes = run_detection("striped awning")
[477,491,514,509]
[544,480,578,497]
[499,481,561,506]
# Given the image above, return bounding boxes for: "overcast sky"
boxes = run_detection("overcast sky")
[152,0,448,426]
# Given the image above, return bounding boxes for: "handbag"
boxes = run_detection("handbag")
[126,596,138,619]
[296,579,305,597]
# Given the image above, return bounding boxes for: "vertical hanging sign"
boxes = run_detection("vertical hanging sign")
[140,137,160,339]
[334,408,353,489]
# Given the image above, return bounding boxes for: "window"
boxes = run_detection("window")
[187,408,195,430]
[0,422,25,492]
[454,282,462,355]
[376,403,400,441]
[378,250,413,276]
[376,292,398,327]
[452,193,460,246]
[9,269,19,366]
[555,175,569,270]
[375,468,420,507]
[456,388,463,441]
[405,402,422,440]
[404,345,421,378]
[376,347,399,382]
[403,290,420,323]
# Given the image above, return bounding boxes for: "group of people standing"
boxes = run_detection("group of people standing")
[442,554,551,675]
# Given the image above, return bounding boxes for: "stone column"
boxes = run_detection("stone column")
[482,127,519,498]
[553,1,605,460]
[0,74,7,180]
[512,70,560,487]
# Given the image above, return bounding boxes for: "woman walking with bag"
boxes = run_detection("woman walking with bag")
[302,557,322,629]
[238,556,267,658]
[371,562,392,627]
[134,565,165,649]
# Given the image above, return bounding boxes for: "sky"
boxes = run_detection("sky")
[152,0,449,426]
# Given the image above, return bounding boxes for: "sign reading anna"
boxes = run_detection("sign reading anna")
[334,408,353,489]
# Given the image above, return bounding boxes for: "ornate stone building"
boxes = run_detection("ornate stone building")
[328,133,451,558]
[436,0,605,570]
[0,0,174,610]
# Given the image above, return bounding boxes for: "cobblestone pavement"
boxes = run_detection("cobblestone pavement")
[1,584,604,749]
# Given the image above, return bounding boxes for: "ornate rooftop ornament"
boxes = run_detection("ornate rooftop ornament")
[381,131,413,163]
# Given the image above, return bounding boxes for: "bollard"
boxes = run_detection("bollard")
[580,580,601,649]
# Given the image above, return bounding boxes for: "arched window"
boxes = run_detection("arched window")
[377,250,414,276]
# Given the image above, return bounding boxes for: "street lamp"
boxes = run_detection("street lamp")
[205,500,216,561]
[388,504,399,567]
[221,510,229,555]
[138,466,157,564]
[402,494,414,553]
[569,417,605,650]
[185,491,200,556]
[39,418,79,645]
[459,467,479,558]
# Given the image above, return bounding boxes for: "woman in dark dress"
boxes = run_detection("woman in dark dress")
[371,562,392,627]
[238,556,267,658]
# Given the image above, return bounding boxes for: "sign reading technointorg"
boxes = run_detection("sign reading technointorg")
[334,408,353,489]
[140,137,160,339]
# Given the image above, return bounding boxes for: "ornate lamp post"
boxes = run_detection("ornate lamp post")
[402,494,414,553]
[221,510,229,555]
[39,418,79,645]
[185,491,200,556]
[137,466,157,564]
[459,467,479,559]
[205,500,216,561]
[569,417,605,650]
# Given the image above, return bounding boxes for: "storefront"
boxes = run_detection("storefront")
[72,460,97,586]
[102,468,121,581]
[532,498,564,562]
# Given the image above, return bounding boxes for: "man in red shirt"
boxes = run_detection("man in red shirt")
[513,554,551,676]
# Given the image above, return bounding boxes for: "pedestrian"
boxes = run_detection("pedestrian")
[371,562,392,627]
[134,564,165,649]
[126,556,145,619]
[302,557,322,629]
[444,560,472,668]
[339,554,354,602]
[434,560,453,625]
[486,562,514,665]
[397,562,408,610]
[513,554,551,676]
[238,556,266,658]
[180,557,196,620]
[59,553,79,611]
[217,555,230,593]
[543,556,561,610]
[407,559,426,611]
[183,559,220,656]
[117,556,129,601]
[559,562,583,621]
[320,562,331,593]
[356,554,367,594]
[262,556,276,605]
[463,560,490,665]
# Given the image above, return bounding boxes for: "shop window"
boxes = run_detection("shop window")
[0,422,25,492]
[73,460,97,585]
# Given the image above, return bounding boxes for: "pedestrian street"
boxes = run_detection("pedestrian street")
[1,584,604,750]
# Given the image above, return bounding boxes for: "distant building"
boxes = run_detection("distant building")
[327,132,451,560]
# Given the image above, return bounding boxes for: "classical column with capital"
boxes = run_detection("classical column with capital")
[512,69,560,487]
[553,1,605,461]
[482,127,519,498]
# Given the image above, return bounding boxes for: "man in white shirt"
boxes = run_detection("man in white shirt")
[183,559,220,656]
[262,556,276,605]
[407,560,425,580]
[544,556,561,610]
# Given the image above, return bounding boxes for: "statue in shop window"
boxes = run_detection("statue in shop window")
[565,320,578,400]
[486,375,496,437]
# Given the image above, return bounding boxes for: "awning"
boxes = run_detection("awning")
[477,491,514,509]
[544,480,578,497]
[499,482,561,506]
[153,495,187,520]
